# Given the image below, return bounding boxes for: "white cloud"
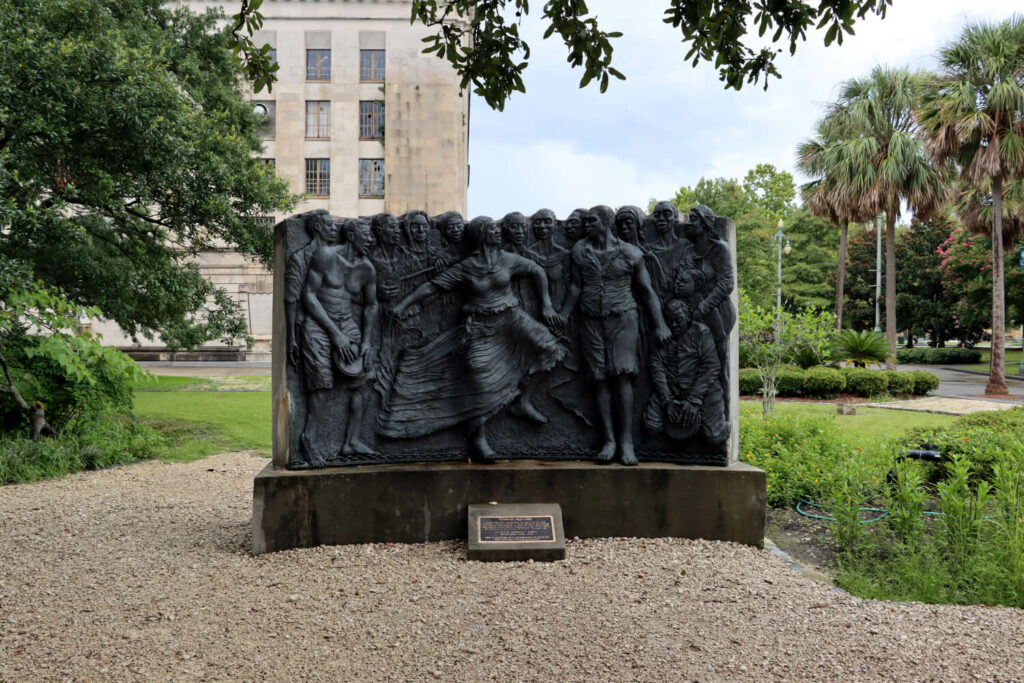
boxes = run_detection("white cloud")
[467,0,1023,211]
[468,140,681,217]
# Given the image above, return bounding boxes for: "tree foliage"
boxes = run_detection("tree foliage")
[822,66,952,366]
[666,164,833,311]
[938,226,1024,342]
[0,260,144,436]
[233,0,892,110]
[918,16,1024,395]
[0,0,296,349]
[896,216,963,347]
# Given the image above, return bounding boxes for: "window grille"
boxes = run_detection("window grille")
[359,101,384,140]
[360,50,385,82]
[358,159,384,197]
[305,158,330,197]
[305,101,330,139]
[306,49,331,81]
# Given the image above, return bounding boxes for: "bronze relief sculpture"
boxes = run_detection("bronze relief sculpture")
[279,203,734,469]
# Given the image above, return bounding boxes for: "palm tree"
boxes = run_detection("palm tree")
[918,17,1024,395]
[824,66,952,369]
[797,115,873,329]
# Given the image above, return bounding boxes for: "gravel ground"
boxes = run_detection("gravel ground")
[2,453,1024,682]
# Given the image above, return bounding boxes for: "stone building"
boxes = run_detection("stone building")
[96,0,470,361]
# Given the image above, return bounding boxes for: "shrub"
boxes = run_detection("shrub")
[0,414,165,485]
[775,366,806,396]
[910,370,940,395]
[843,368,890,396]
[0,331,143,433]
[788,345,822,370]
[899,408,1024,482]
[896,347,982,364]
[739,413,861,508]
[739,368,763,395]
[803,366,846,398]
[884,370,916,396]
[832,329,892,367]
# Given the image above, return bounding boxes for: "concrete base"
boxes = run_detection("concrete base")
[251,460,766,555]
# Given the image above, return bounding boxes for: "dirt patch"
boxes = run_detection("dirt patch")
[766,507,838,573]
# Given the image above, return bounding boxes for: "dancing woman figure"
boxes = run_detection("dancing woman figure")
[378,216,564,460]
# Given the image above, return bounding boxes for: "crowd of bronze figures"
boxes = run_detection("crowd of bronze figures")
[283,202,735,469]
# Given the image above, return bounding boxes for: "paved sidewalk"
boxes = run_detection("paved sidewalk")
[863,396,1022,415]
[899,364,1024,404]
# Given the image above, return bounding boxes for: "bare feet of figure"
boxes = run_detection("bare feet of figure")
[596,440,616,462]
[341,438,378,456]
[619,441,638,466]
[510,397,548,424]
[469,434,497,463]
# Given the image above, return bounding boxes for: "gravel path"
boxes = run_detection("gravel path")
[2,453,1023,682]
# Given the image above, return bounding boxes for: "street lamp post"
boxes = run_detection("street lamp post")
[772,218,792,310]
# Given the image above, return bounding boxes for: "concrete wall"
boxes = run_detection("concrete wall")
[96,0,470,359]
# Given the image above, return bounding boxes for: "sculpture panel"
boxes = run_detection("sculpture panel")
[279,203,735,469]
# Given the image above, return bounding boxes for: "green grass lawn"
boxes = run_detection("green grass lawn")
[132,375,214,391]
[133,389,270,461]
[957,348,1024,373]
[738,401,956,447]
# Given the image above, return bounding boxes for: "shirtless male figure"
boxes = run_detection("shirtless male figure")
[296,218,380,466]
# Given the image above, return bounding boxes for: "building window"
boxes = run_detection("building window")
[359,101,384,140]
[260,158,275,168]
[359,159,385,197]
[305,158,330,197]
[305,101,330,139]
[360,49,385,82]
[306,49,331,81]
[252,101,275,140]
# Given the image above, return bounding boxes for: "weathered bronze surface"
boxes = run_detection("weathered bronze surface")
[277,204,735,468]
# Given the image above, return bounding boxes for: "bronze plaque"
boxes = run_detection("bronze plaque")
[477,515,556,544]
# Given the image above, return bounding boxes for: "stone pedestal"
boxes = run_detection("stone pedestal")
[251,460,765,555]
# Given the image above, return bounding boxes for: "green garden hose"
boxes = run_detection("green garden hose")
[796,499,889,523]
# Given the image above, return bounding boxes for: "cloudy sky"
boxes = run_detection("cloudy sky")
[466,1,1022,217]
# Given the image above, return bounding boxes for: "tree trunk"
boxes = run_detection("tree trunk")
[835,220,848,329]
[987,175,1008,395]
[884,208,897,370]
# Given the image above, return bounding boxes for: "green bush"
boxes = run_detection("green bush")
[896,347,982,364]
[0,414,165,484]
[739,413,860,507]
[775,367,806,396]
[832,329,892,367]
[884,370,916,395]
[788,345,823,370]
[843,368,890,397]
[0,331,143,433]
[803,366,846,398]
[836,444,1024,609]
[901,407,1024,481]
[910,370,941,395]
[739,368,763,395]
[739,366,928,398]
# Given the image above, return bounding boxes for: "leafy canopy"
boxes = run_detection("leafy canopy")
[918,16,1024,187]
[233,0,893,110]
[0,0,296,349]
[664,164,834,311]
